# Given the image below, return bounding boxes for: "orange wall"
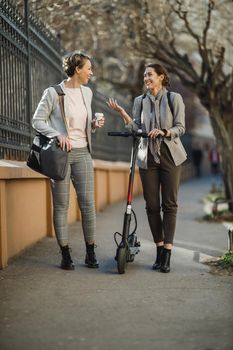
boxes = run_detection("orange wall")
[6,179,47,257]
[0,160,193,268]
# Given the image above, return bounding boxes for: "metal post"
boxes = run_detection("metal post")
[24,0,32,136]
[228,229,233,251]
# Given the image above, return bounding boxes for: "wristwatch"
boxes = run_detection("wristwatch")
[162,129,168,137]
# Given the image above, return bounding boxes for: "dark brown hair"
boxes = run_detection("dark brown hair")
[63,51,91,77]
[145,63,170,87]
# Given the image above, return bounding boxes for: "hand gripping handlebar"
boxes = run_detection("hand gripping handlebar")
[108,130,148,138]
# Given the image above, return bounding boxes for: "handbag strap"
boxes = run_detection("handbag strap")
[139,93,147,127]
[167,91,174,116]
[51,85,69,134]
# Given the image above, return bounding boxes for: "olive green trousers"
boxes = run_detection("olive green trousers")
[139,142,181,245]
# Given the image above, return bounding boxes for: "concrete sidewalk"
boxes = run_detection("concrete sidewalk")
[0,176,232,350]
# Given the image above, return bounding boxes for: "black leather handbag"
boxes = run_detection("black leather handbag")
[27,134,68,180]
[27,85,69,181]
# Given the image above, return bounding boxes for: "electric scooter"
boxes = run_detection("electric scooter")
[108,130,147,274]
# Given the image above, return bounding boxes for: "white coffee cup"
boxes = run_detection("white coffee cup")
[95,112,104,120]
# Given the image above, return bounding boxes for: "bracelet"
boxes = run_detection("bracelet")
[162,129,168,137]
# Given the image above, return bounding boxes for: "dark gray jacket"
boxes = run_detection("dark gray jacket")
[129,89,187,168]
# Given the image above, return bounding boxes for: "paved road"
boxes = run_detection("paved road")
[0,176,232,350]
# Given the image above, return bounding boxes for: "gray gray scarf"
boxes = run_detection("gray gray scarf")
[147,88,165,164]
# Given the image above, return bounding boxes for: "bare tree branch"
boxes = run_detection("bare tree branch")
[171,1,202,48]
[203,0,215,48]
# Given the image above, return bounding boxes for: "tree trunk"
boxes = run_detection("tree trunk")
[209,107,233,212]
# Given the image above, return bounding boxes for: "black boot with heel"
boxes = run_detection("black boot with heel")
[85,243,99,268]
[60,245,75,270]
[152,245,164,270]
[160,248,171,273]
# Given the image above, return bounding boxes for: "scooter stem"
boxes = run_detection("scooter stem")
[126,137,140,205]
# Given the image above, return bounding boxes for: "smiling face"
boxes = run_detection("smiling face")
[144,67,164,92]
[75,59,93,85]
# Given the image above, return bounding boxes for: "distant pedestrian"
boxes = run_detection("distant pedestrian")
[209,147,220,175]
[32,51,105,270]
[107,63,187,273]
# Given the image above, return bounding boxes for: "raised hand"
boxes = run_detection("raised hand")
[107,98,123,112]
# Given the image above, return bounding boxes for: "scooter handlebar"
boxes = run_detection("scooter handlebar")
[108,130,148,138]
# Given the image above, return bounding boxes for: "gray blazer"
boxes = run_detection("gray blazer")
[32,82,94,153]
[130,89,187,168]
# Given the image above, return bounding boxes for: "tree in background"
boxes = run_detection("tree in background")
[122,0,233,209]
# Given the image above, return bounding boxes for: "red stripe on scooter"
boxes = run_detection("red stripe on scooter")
[128,193,132,203]
[127,186,133,204]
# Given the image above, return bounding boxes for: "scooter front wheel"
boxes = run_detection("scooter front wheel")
[117,246,127,274]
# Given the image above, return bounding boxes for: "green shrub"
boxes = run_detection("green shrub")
[220,251,233,268]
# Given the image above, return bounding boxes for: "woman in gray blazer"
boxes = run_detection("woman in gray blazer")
[108,63,186,273]
[32,52,105,270]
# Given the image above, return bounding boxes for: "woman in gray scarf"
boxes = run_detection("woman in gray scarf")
[107,63,187,273]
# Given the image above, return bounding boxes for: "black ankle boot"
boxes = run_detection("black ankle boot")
[152,245,164,270]
[60,245,75,270]
[85,243,99,268]
[160,248,171,273]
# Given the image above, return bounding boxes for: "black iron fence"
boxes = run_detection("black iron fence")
[0,0,63,160]
[0,0,132,162]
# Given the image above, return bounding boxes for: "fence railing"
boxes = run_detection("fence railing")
[0,0,63,160]
[0,0,132,162]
